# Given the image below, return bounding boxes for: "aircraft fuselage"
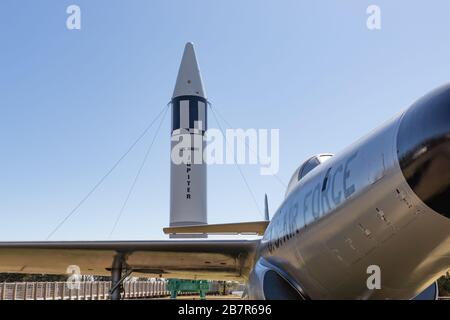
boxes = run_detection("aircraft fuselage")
[249,84,450,299]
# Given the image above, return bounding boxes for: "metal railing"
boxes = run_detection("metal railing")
[0,281,176,300]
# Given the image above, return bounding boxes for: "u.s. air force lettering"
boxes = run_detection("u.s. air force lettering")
[265,151,358,254]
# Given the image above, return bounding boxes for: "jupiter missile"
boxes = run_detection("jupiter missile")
[169,43,208,238]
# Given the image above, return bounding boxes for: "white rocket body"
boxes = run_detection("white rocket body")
[169,43,208,237]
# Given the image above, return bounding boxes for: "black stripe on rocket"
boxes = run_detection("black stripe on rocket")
[171,95,208,133]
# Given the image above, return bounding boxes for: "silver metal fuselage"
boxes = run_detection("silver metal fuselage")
[249,85,450,299]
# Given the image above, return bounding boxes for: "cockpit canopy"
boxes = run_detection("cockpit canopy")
[285,153,334,198]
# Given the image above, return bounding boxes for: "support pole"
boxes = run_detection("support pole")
[110,254,123,300]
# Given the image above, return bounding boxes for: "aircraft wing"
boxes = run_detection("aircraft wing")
[0,240,259,281]
[163,221,269,236]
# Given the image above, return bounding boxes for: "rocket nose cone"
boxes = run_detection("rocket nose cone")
[172,42,206,99]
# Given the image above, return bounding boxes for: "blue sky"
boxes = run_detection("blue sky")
[1,1,450,240]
